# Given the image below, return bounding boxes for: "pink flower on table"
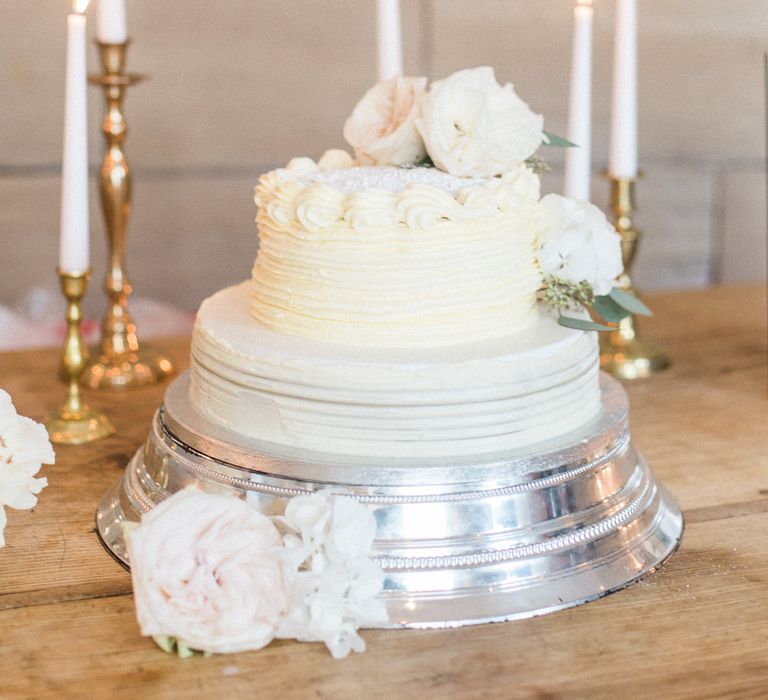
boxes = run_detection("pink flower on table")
[127,487,287,654]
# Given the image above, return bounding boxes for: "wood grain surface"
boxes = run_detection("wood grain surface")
[0,284,765,700]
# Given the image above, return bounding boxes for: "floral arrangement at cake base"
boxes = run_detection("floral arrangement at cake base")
[0,389,54,548]
[126,488,387,659]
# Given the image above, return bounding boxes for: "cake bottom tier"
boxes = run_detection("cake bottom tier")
[97,372,683,628]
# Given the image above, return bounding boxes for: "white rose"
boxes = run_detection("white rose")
[416,67,544,178]
[535,194,624,295]
[0,390,53,547]
[343,76,428,166]
[127,488,287,654]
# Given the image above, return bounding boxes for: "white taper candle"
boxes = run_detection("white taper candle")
[609,0,638,178]
[376,0,402,81]
[59,0,90,273]
[96,0,126,44]
[564,0,593,201]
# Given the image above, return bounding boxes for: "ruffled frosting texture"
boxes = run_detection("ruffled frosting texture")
[250,153,542,348]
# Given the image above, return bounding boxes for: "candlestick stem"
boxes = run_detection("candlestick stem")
[83,41,173,390]
[599,176,670,379]
[46,270,114,445]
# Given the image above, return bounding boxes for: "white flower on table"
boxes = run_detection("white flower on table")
[534,194,624,296]
[343,76,428,166]
[276,490,387,658]
[0,389,53,548]
[416,66,544,178]
[127,488,287,654]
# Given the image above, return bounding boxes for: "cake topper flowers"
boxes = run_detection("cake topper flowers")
[0,389,53,548]
[342,65,649,333]
[344,67,551,177]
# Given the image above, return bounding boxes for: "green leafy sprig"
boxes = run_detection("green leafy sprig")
[541,277,595,310]
[524,155,550,174]
[541,277,653,332]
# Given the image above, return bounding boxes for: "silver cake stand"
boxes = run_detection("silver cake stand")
[97,371,683,628]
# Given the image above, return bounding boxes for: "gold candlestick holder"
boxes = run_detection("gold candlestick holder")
[46,270,115,445]
[82,40,173,390]
[599,176,670,380]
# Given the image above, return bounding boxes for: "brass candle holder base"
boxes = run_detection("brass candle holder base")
[46,270,115,445]
[83,346,174,390]
[600,176,670,380]
[46,405,115,446]
[84,40,174,391]
[600,320,670,380]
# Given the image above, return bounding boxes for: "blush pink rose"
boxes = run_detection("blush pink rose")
[127,488,287,654]
[343,76,428,166]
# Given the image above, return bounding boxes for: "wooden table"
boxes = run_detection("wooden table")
[0,284,766,699]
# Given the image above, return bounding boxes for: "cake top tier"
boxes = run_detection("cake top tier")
[248,67,625,348]
[250,154,542,348]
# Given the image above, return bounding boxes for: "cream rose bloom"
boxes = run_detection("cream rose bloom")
[343,76,428,166]
[0,389,53,548]
[416,67,544,178]
[535,194,624,296]
[127,488,287,654]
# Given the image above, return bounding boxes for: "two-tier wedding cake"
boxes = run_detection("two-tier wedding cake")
[189,157,603,458]
[188,67,623,460]
[98,67,682,633]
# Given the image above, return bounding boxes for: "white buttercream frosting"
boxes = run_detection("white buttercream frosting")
[251,154,542,348]
[190,283,602,459]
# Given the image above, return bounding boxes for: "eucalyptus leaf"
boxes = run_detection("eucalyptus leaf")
[542,131,578,148]
[592,295,632,323]
[558,315,615,332]
[608,287,653,316]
